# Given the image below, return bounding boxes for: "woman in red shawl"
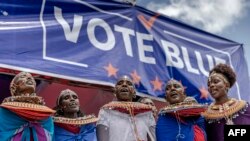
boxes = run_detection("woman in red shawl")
[0,72,55,140]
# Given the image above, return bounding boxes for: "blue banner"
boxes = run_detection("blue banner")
[0,0,249,102]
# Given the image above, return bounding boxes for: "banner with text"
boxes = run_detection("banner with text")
[0,0,249,102]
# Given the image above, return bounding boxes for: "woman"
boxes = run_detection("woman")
[202,63,250,141]
[0,71,55,140]
[97,75,156,141]
[138,97,158,120]
[53,89,98,141]
[156,79,207,141]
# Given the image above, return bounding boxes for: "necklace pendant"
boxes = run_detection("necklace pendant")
[226,119,234,125]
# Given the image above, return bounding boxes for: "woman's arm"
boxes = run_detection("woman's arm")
[147,125,156,141]
[96,124,109,141]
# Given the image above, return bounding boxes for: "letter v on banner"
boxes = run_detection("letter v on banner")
[54,6,83,43]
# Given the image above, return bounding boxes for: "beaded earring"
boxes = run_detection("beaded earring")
[133,94,136,98]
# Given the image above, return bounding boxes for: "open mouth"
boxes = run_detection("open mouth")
[69,102,76,106]
[209,88,218,95]
[69,102,78,108]
[120,88,129,93]
[169,91,178,97]
[26,80,34,85]
[210,90,218,96]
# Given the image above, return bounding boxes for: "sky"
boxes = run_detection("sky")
[116,0,250,76]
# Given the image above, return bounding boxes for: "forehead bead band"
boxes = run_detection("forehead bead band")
[57,89,76,106]
[209,72,229,85]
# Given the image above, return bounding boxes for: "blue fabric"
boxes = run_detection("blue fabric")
[156,114,206,141]
[54,123,97,141]
[0,107,54,141]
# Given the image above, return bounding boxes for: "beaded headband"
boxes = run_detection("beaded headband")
[165,79,185,91]
[208,71,229,85]
[115,75,135,89]
[57,89,77,106]
[118,75,131,81]
[166,79,183,87]
[117,75,133,83]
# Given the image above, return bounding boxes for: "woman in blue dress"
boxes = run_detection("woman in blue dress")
[156,79,207,141]
[53,89,98,141]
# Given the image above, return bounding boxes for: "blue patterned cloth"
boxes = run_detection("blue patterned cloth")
[156,113,206,141]
[54,123,97,141]
[0,107,54,141]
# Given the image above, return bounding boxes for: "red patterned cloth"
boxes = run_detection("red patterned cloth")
[1,102,55,121]
[102,102,153,115]
[194,125,205,141]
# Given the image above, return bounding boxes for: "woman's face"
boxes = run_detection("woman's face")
[14,72,36,96]
[208,74,229,100]
[60,90,80,115]
[165,80,186,105]
[115,77,135,102]
[141,98,155,107]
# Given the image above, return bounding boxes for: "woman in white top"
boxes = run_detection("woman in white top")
[97,75,156,141]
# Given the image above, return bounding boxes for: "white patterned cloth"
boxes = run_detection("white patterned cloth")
[97,108,156,141]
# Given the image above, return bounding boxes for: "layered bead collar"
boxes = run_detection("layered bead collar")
[202,98,247,124]
[159,101,207,117]
[102,101,153,115]
[1,101,55,120]
[53,114,98,125]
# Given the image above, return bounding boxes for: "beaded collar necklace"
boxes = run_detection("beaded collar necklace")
[1,101,54,112]
[53,114,98,125]
[202,98,247,124]
[160,101,207,112]
[102,101,153,113]
[2,95,45,105]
